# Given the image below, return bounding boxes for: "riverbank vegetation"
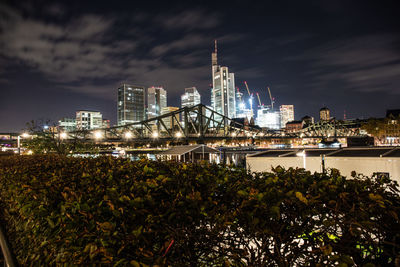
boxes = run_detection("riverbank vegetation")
[0,156,399,266]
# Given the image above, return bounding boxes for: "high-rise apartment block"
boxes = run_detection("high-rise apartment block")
[117,84,145,126]
[76,110,103,130]
[320,107,330,121]
[181,87,201,108]
[148,86,167,119]
[280,105,294,128]
[211,41,236,118]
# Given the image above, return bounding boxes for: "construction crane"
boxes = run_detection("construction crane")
[256,92,262,107]
[244,81,251,96]
[267,86,274,110]
[244,81,254,119]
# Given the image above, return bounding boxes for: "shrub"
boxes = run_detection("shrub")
[0,156,399,266]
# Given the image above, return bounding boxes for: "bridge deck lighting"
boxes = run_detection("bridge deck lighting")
[152,132,159,138]
[125,131,133,139]
[94,131,103,139]
[175,132,182,138]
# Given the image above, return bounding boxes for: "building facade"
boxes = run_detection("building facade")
[148,86,167,119]
[58,118,76,132]
[76,111,103,130]
[117,84,145,126]
[181,87,201,108]
[256,107,280,129]
[161,106,179,130]
[211,41,236,118]
[320,107,330,121]
[280,105,295,128]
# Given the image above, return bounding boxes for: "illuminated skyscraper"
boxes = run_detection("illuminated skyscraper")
[280,105,295,128]
[211,41,236,118]
[117,84,145,126]
[148,86,167,119]
[181,87,201,108]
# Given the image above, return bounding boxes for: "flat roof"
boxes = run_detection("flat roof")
[158,145,219,156]
[329,148,394,157]
[248,147,400,158]
[249,150,299,157]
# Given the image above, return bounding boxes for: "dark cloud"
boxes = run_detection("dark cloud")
[157,9,220,30]
[287,34,400,94]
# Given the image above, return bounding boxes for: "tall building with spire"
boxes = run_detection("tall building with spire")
[211,41,236,118]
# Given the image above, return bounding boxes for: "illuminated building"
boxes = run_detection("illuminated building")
[148,86,167,119]
[302,116,314,126]
[211,41,236,119]
[161,106,179,130]
[76,110,103,130]
[256,107,280,129]
[181,87,201,126]
[102,119,110,128]
[117,84,145,126]
[280,105,294,128]
[58,118,76,132]
[320,107,330,121]
[181,87,201,108]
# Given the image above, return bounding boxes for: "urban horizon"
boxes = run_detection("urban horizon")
[1,1,400,132]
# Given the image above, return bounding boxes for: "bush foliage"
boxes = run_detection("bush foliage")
[0,156,399,266]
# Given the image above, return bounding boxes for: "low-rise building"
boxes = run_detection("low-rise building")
[246,147,400,183]
[76,110,103,130]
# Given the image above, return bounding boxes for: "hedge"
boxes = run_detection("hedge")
[0,156,399,266]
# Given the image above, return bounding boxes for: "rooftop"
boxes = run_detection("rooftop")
[248,147,400,158]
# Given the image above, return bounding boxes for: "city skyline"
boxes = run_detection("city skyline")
[1,0,400,131]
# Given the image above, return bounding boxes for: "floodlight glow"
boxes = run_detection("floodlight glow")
[152,132,159,138]
[175,132,182,138]
[259,132,264,137]
[60,132,67,139]
[231,132,237,137]
[21,133,29,138]
[296,151,306,157]
[94,131,103,139]
[27,150,33,155]
[125,131,133,139]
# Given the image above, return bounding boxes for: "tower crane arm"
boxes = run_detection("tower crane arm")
[256,93,262,106]
[267,87,274,110]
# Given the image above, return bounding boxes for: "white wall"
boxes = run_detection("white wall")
[247,156,400,183]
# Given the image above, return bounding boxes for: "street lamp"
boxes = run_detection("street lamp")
[152,132,159,138]
[60,132,67,139]
[94,131,103,140]
[175,132,182,138]
[125,131,133,139]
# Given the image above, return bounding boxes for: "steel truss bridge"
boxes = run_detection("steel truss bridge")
[61,104,365,144]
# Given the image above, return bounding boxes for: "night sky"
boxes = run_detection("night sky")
[1,0,399,132]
